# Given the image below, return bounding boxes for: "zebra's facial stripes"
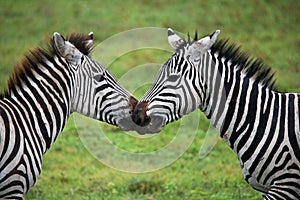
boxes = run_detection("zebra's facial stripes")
[131,28,220,134]
[53,32,138,128]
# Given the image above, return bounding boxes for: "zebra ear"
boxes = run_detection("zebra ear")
[196,30,220,52]
[168,28,185,50]
[53,32,81,65]
[53,32,66,57]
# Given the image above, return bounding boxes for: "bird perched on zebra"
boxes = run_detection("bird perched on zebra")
[0,32,137,199]
[132,28,300,199]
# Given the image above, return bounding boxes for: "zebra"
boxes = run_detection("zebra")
[132,28,300,199]
[0,32,137,199]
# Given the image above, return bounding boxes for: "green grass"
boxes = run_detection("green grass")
[0,0,299,199]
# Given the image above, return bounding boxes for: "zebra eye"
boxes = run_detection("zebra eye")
[168,75,180,82]
[93,74,105,82]
[80,56,84,64]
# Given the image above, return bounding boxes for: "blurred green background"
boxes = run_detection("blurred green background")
[0,0,299,199]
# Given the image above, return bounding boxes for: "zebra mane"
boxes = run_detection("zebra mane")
[210,39,276,89]
[65,32,93,56]
[175,32,276,89]
[1,33,93,98]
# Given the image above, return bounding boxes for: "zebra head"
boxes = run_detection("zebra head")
[131,28,220,134]
[53,32,138,129]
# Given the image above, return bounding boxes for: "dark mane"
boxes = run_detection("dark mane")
[66,32,93,56]
[1,32,93,98]
[210,39,276,89]
[175,32,276,90]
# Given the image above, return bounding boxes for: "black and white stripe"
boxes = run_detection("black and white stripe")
[0,32,136,199]
[132,28,300,199]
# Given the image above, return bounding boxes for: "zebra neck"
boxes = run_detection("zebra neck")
[0,61,72,153]
[200,55,274,151]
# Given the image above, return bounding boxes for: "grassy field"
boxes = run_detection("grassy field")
[0,1,299,199]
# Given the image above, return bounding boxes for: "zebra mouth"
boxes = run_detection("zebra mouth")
[137,115,166,134]
[115,100,165,134]
[117,99,166,134]
[119,115,165,134]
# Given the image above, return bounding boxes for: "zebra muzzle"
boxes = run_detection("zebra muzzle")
[119,100,166,134]
[131,101,151,127]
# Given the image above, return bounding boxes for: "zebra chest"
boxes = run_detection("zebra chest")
[0,127,43,197]
[22,135,44,186]
[238,154,270,193]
